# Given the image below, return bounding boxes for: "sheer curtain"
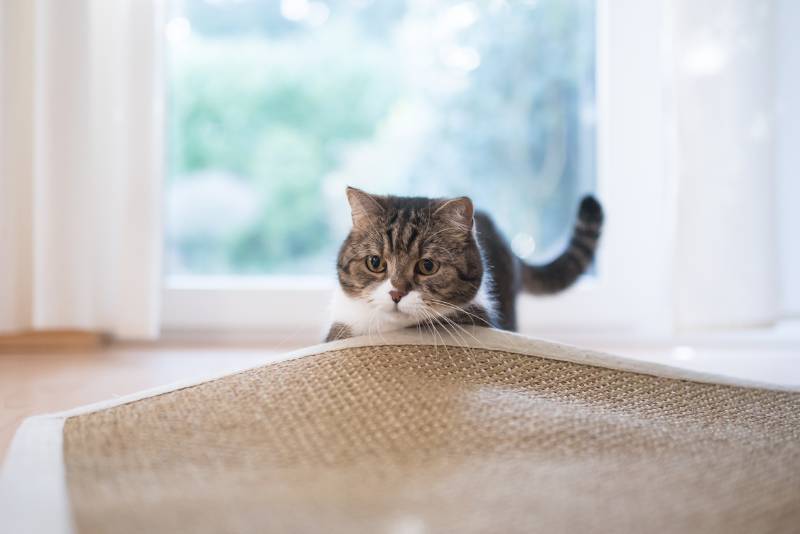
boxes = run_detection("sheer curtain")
[775,0,800,318]
[667,0,781,330]
[0,0,163,339]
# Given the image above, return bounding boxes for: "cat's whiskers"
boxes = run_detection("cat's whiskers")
[376,312,389,345]
[430,308,481,347]
[429,317,450,360]
[418,308,449,359]
[424,310,464,361]
[426,302,477,328]
[422,301,487,356]
[418,313,438,358]
[402,299,476,346]
[424,307,480,359]
[424,298,489,332]
[367,304,380,345]
[431,302,487,328]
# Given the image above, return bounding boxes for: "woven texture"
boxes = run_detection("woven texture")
[64,344,800,534]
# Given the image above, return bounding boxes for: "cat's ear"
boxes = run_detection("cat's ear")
[434,196,474,231]
[346,187,386,228]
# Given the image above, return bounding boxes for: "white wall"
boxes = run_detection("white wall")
[775,0,800,318]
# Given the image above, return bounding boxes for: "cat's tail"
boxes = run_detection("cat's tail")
[520,195,604,295]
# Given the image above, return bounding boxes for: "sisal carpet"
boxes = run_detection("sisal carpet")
[3,328,800,533]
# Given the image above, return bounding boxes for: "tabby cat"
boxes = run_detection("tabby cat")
[325,187,603,342]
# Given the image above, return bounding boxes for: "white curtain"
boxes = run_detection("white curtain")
[0,0,163,339]
[668,0,780,330]
[775,0,800,318]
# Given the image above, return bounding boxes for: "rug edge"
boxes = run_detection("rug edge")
[0,415,73,534]
[326,328,800,393]
[17,328,800,424]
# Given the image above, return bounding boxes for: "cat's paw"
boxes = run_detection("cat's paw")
[325,322,353,342]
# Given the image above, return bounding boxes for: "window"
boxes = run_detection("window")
[165,0,596,277]
[162,1,669,337]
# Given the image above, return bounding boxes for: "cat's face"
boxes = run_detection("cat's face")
[336,187,484,323]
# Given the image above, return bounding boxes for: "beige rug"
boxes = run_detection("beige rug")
[2,328,799,534]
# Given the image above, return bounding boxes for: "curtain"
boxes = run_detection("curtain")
[0,0,163,339]
[775,0,800,317]
[668,0,780,330]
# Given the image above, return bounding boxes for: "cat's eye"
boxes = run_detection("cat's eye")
[365,255,386,273]
[416,258,439,275]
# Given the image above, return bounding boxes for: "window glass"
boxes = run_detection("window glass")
[166,0,596,275]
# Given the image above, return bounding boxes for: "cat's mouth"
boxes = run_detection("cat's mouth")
[374,302,414,317]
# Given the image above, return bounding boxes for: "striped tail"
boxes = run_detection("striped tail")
[521,195,604,295]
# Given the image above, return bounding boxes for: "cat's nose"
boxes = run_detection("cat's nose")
[389,290,407,303]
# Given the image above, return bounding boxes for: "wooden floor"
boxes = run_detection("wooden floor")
[2,335,798,463]
[0,342,304,462]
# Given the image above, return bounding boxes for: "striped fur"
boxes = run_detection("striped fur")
[520,196,604,295]
[327,188,603,340]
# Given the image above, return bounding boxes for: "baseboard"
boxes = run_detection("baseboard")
[0,330,108,352]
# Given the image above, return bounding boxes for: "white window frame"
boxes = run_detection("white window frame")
[161,0,674,340]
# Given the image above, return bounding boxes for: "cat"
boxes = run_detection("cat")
[325,187,603,342]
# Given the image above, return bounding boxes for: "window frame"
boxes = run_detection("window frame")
[161,0,674,340]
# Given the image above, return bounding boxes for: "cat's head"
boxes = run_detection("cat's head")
[336,187,484,321]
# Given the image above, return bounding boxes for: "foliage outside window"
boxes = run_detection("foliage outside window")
[166,0,596,275]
